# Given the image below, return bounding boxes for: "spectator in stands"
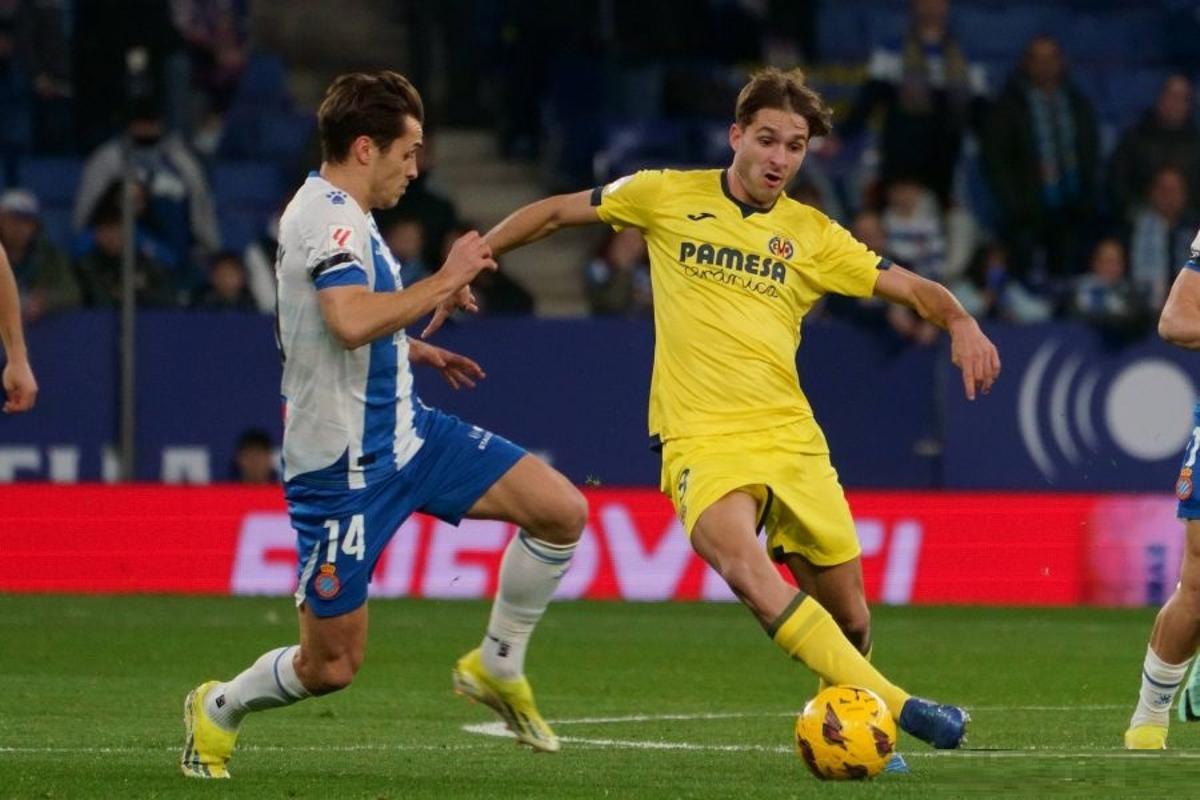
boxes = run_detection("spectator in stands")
[172,0,250,141]
[823,210,937,346]
[75,186,176,308]
[1109,74,1200,220]
[834,0,989,207]
[72,92,220,292]
[72,0,187,151]
[1068,237,1150,337]
[950,242,1052,323]
[852,210,891,263]
[0,9,31,179]
[0,189,79,321]
[878,175,977,282]
[0,0,71,160]
[192,249,256,311]
[882,177,945,280]
[241,211,279,313]
[584,227,651,317]
[983,35,1099,283]
[230,427,278,484]
[1126,166,1199,310]
[382,217,433,286]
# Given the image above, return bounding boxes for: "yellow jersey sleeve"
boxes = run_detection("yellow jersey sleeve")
[592,170,667,231]
[813,217,884,299]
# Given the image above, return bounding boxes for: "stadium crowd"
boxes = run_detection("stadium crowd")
[7,0,1200,344]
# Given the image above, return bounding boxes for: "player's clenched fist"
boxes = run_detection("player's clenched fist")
[441,231,497,288]
[2,359,37,413]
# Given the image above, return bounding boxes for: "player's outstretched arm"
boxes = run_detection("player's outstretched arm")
[421,190,600,339]
[484,190,600,256]
[0,242,36,413]
[874,264,1001,400]
[320,231,496,350]
[1159,267,1200,349]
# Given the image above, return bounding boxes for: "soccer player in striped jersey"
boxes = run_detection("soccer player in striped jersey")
[427,67,1001,763]
[1125,240,1200,749]
[181,71,585,778]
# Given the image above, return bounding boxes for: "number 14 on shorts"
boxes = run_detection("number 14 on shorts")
[323,514,365,562]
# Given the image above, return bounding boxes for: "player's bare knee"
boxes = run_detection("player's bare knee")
[296,642,363,695]
[531,486,588,545]
[306,656,359,695]
[1175,577,1200,615]
[560,486,588,540]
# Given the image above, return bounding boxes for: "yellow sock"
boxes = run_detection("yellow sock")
[818,644,872,694]
[770,593,910,719]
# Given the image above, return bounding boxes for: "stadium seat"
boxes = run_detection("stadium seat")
[37,206,73,251]
[211,161,284,209]
[259,111,315,165]
[594,120,705,182]
[1101,67,1167,129]
[230,52,291,111]
[861,6,908,52]
[816,4,870,63]
[218,210,266,252]
[17,157,83,208]
[1064,12,1164,66]
[955,6,1056,61]
[1114,10,1167,62]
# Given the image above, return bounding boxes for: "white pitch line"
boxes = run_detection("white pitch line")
[0,706,1142,758]
[0,743,484,755]
[969,704,1125,712]
[463,721,790,753]
[463,709,1184,759]
[539,711,787,724]
[545,705,1127,723]
[565,737,789,753]
[906,751,1200,760]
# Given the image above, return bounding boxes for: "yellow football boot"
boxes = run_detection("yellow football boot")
[181,681,239,778]
[452,648,559,753]
[1123,724,1167,750]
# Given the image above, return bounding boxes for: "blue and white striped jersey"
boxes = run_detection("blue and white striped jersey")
[275,172,427,488]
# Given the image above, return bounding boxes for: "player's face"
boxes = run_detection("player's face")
[729,108,809,207]
[370,115,423,209]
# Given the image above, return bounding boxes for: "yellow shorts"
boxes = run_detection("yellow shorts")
[660,422,860,567]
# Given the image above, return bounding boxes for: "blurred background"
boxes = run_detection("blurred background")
[4,0,1200,607]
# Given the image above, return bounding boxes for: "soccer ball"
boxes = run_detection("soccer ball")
[794,685,897,780]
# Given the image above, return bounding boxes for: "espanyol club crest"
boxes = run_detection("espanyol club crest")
[1178,467,1194,501]
[314,563,341,599]
[768,235,794,260]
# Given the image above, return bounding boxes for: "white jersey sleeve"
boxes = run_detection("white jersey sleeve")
[291,187,372,290]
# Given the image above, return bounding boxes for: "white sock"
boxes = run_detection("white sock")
[480,531,576,681]
[204,645,312,731]
[1130,645,1193,728]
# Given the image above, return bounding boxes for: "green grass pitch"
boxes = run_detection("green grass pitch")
[1,595,1196,798]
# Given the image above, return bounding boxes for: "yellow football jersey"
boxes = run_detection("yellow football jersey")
[592,168,885,448]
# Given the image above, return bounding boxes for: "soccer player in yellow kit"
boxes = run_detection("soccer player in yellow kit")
[426,68,1000,757]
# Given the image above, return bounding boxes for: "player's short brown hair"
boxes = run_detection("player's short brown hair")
[318,71,425,163]
[734,68,832,138]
